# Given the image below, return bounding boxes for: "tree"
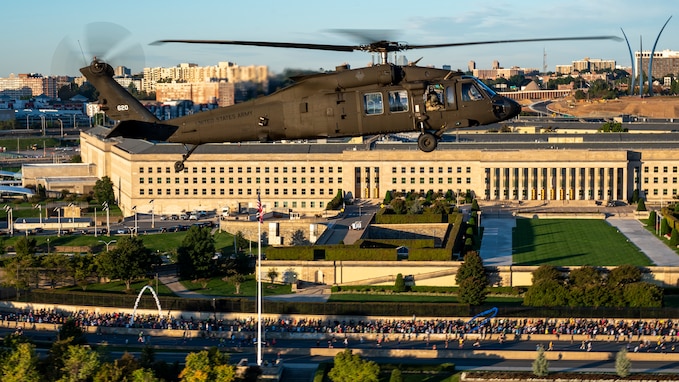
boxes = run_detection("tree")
[267,268,279,284]
[389,368,403,382]
[455,251,488,305]
[524,265,568,307]
[531,265,563,284]
[394,273,406,293]
[670,228,679,248]
[532,346,549,377]
[328,349,379,382]
[14,236,37,257]
[58,345,101,382]
[390,198,406,214]
[599,121,627,133]
[93,176,115,205]
[289,229,310,246]
[227,273,246,294]
[97,236,157,291]
[383,190,393,204]
[607,265,642,288]
[624,282,662,307]
[4,247,36,294]
[648,209,657,223]
[58,319,87,345]
[71,253,97,290]
[179,349,235,382]
[568,266,605,307]
[0,343,41,382]
[233,231,249,254]
[177,226,216,280]
[471,199,480,211]
[616,348,632,377]
[660,217,670,236]
[637,198,647,211]
[327,189,345,210]
[41,253,71,288]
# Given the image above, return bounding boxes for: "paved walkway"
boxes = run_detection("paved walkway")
[606,217,679,266]
[478,217,515,266]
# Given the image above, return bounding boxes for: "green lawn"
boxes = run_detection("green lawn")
[60,279,175,296]
[512,218,652,266]
[181,276,292,297]
[1,230,240,256]
[328,293,522,304]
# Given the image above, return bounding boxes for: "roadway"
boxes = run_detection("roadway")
[5,326,679,374]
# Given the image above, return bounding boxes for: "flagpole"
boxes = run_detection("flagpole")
[257,190,263,366]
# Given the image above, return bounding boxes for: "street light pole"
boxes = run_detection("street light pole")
[102,201,110,236]
[4,206,13,236]
[149,199,155,229]
[132,206,137,237]
[98,239,117,252]
[54,207,61,237]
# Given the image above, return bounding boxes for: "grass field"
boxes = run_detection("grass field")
[512,218,652,266]
[1,230,239,256]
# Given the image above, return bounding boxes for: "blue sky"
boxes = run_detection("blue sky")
[0,0,675,77]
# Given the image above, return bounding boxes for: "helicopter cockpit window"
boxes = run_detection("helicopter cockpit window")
[461,82,484,102]
[388,90,409,113]
[424,85,444,111]
[363,92,384,115]
[446,86,455,107]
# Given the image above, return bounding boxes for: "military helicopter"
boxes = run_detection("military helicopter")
[80,33,620,172]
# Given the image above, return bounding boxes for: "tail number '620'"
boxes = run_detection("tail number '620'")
[116,104,129,111]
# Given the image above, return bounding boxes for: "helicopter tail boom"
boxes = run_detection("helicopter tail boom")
[80,60,160,124]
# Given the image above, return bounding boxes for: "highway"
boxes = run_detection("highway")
[5,326,679,374]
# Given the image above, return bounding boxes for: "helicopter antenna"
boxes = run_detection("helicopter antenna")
[77,39,88,66]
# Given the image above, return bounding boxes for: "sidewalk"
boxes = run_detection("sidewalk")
[478,216,515,266]
[606,217,679,266]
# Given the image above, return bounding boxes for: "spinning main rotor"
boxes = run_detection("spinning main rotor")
[153,32,622,65]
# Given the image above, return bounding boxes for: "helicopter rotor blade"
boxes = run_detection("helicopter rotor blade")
[403,35,623,50]
[154,35,622,56]
[152,39,358,52]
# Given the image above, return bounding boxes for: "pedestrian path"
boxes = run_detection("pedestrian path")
[478,217,515,266]
[606,217,679,266]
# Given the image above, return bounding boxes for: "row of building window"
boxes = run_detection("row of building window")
[138,166,342,174]
[645,166,679,173]
[138,188,335,197]
[644,177,679,184]
[392,177,472,185]
[140,177,342,185]
[391,166,472,174]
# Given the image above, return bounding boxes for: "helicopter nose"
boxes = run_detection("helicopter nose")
[494,96,521,121]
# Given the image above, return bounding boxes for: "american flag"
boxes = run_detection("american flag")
[256,193,263,223]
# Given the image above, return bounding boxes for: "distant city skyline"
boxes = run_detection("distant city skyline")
[0,0,675,77]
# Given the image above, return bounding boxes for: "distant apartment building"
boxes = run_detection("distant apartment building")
[571,57,616,73]
[141,61,268,105]
[555,65,573,75]
[0,73,58,99]
[636,49,679,77]
[473,67,524,80]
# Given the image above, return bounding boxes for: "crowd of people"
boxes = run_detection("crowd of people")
[2,308,679,343]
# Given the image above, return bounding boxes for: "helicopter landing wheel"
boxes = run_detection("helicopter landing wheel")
[417,132,438,152]
[174,161,185,172]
